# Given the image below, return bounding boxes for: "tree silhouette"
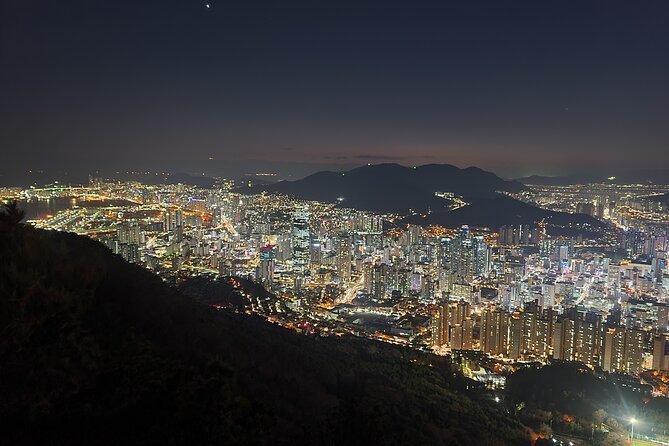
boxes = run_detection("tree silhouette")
[0,201,25,231]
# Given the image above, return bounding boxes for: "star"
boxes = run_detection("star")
[205,3,210,9]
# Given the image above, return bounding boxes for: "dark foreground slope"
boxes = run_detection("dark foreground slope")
[0,224,530,445]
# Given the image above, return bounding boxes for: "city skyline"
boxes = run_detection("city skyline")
[3,1,669,444]
[4,175,669,386]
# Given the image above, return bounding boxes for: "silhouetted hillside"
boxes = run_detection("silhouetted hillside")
[405,196,606,232]
[178,276,295,316]
[239,163,606,229]
[241,163,524,213]
[0,220,531,445]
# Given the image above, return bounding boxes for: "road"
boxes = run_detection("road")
[337,274,365,304]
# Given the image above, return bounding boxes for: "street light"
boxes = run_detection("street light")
[629,418,637,442]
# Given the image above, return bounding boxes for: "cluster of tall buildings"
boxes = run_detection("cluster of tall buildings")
[432,300,648,374]
[283,208,380,292]
[21,178,669,381]
[112,221,142,263]
[498,224,544,246]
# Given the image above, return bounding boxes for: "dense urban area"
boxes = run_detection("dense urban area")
[3,174,669,444]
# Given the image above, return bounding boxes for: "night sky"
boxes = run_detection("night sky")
[2,0,668,178]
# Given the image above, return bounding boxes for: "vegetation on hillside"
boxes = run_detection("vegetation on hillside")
[1,202,530,445]
[506,363,669,445]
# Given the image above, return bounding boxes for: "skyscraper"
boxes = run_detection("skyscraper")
[553,313,602,366]
[336,232,352,284]
[481,307,509,356]
[291,209,310,275]
[432,301,450,347]
[451,225,474,284]
[624,329,645,375]
[472,235,490,277]
[653,335,669,371]
[256,245,276,287]
[163,210,173,232]
[601,328,626,373]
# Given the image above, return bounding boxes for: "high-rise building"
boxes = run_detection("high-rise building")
[407,225,423,246]
[624,329,646,375]
[574,319,600,366]
[451,323,464,350]
[509,313,523,359]
[362,261,373,292]
[553,312,603,367]
[452,225,474,284]
[480,308,509,356]
[601,328,626,373]
[309,241,322,270]
[256,245,276,286]
[117,243,140,264]
[163,210,173,232]
[371,263,390,300]
[117,221,142,245]
[336,233,352,284]
[600,327,645,374]
[431,302,450,347]
[462,318,474,350]
[498,224,537,246]
[472,235,489,277]
[291,209,310,275]
[450,300,471,326]
[521,304,553,359]
[553,317,576,361]
[653,335,669,371]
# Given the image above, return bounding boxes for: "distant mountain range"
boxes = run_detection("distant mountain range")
[242,163,523,212]
[516,169,669,186]
[241,163,605,231]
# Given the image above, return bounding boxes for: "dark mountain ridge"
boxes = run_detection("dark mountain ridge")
[241,163,524,213]
[240,163,605,231]
[0,217,530,445]
[406,195,606,233]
